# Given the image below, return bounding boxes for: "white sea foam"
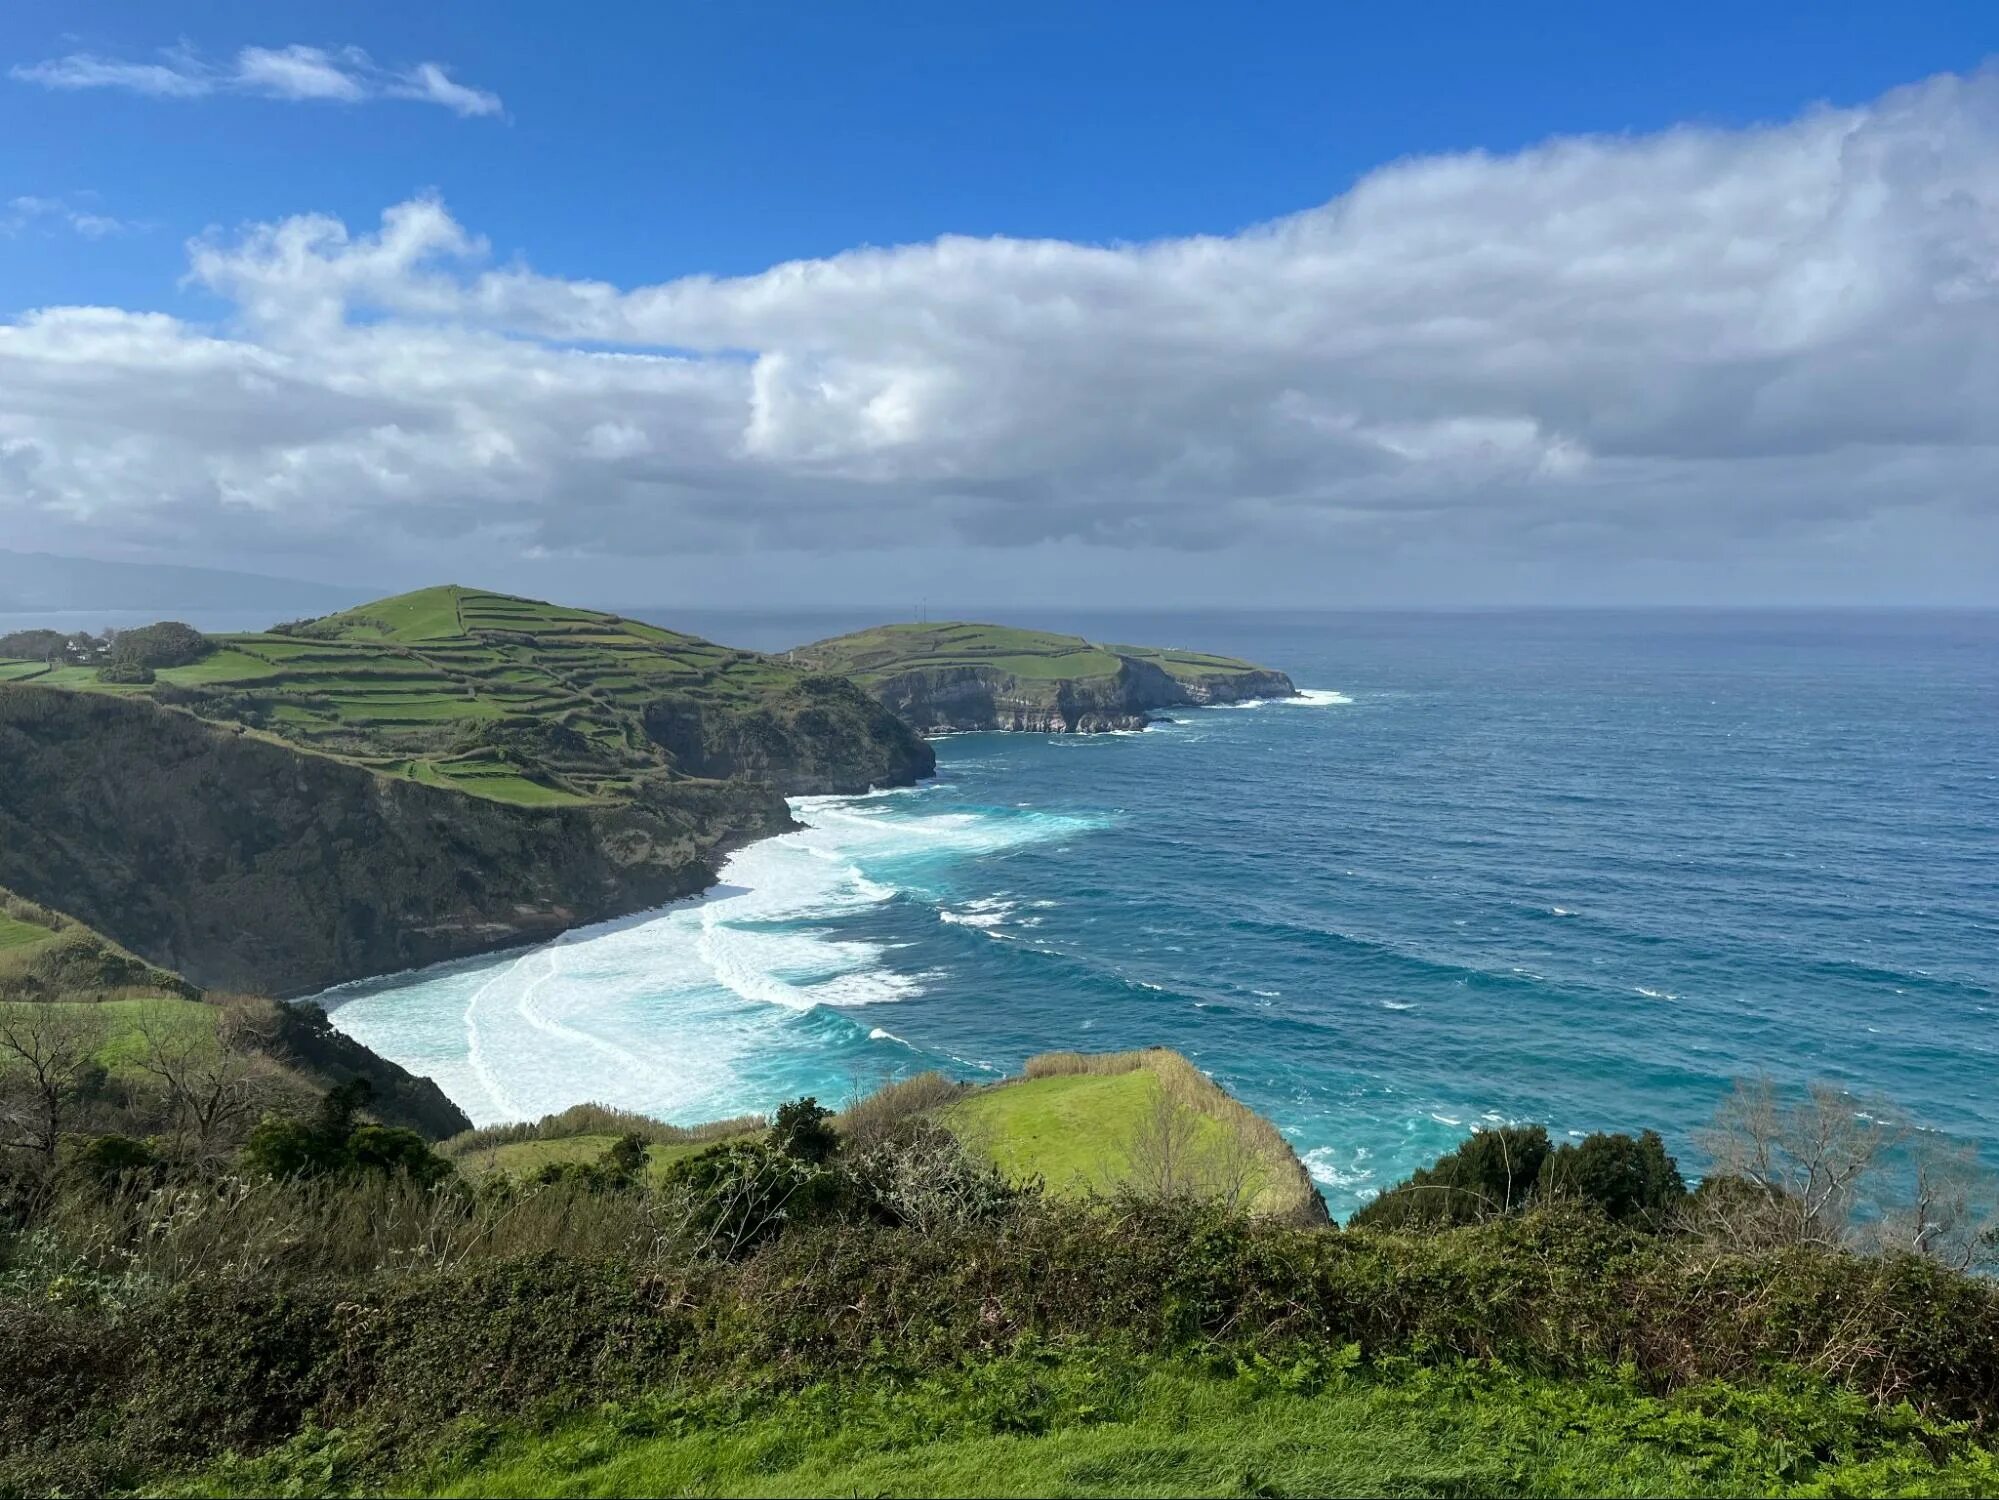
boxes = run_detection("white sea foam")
[1634,986,1680,1000]
[1283,689,1355,707]
[326,790,1101,1127]
[1304,1144,1374,1190]
[1381,999,1417,1011]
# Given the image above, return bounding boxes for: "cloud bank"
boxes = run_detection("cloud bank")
[12,43,501,117]
[2,68,1996,599]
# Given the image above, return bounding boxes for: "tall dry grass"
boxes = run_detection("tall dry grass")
[440,1103,764,1158]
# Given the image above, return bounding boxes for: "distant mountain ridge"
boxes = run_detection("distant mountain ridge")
[0,550,367,614]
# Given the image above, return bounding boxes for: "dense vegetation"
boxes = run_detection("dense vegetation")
[6,1006,1999,1497]
[0,886,467,1191]
[0,586,931,807]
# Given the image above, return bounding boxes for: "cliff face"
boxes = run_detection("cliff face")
[0,686,795,997]
[869,657,1298,734]
[641,675,937,793]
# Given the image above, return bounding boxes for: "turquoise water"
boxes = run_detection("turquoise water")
[322,610,1999,1217]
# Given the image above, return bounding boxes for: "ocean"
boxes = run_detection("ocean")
[318,609,1998,1218]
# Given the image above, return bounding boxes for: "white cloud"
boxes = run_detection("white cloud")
[5,195,133,239]
[388,61,503,119]
[2,68,1997,600]
[233,45,370,103]
[9,43,501,117]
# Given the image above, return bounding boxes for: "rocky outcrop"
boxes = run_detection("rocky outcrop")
[0,686,796,996]
[260,1000,473,1139]
[641,675,936,793]
[871,657,1298,735]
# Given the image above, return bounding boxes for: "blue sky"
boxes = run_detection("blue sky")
[4,3,1998,605]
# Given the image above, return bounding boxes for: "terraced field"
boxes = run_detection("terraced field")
[793,620,1295,733]
[0,586,872,808]
[794,622,1129,685]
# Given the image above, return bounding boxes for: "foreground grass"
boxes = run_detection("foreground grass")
[185,1351,1999,1499]
[446,1133,748,1183]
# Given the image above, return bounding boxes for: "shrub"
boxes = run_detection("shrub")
[1349,1125,1552,1230]
[241,1080,452,1185]
[106,621,211,670]
[62,1133,157,1190]
[1539,1128,1686,1226]
[662,1141,840,1257]
[768,1096,839,1165]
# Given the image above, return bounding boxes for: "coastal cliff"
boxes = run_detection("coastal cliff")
[0,685,795,996]
[795,622,1297,733]
[0,587,938,996]
[640,674,935,792]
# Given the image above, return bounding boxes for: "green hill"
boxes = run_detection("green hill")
[794,620,1297,732]
[1,585,931,807]
[0,884,468,1140]
[0,587,936,994]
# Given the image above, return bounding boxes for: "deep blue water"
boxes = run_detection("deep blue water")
[323,610,1999,1216]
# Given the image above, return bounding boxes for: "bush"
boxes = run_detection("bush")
[241,1080,452,1185]
[768,1096,839,1165]
[662,1140,840,1257]
[62,1133,157,1190]
[1540,1128,1686,1226]
[106,621,211,670]
[1351,1126,1690,1231]
[94,660,155,685]
[1349,1125,1551,1230]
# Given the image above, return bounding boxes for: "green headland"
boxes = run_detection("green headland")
[796,619,1298,732]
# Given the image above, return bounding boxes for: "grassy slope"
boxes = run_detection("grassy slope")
[273,1353,1999,1499]
[0,585,831,808]
[797,621,1272,689]
[0,997,217,1078]
[951,1070,1182,1195]
[447,1134,750,1183]
[948,1050,1323,1221]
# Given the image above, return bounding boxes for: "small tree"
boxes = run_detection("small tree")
[769,1096,839,1165]
[133,998,282,1158]
[1690,1078,1894,1250]
[1349,1125,1552,1230]
[1123,1083,1205,1202]
[1538,1129,1687,1227]
[0,1003,102,1167]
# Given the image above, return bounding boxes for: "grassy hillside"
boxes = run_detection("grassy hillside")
[796,620,1282,689]
[0,585,929,807]
[0,884,468,1140]
[440,1103,762,1183]
[947,1049,1325,1223]
[795,621,1129,685]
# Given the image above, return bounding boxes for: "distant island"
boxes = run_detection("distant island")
[0,585,1295,997]
[795,620,1298,733]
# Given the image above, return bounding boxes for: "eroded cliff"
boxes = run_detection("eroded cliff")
[0,686,795,996]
